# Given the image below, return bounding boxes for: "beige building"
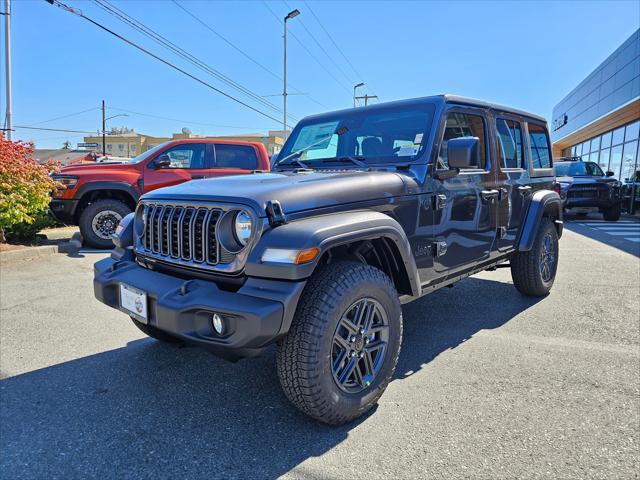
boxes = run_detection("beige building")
[83,129,285,158]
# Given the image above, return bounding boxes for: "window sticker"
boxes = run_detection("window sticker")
[414,133,424,144]
[397,146,419,156]
[292,121,340,152]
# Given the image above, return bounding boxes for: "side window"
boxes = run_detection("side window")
[161,143,206,169]
[496,118,524,169]
[438,112,487,169]
[214,144,259,170]
[527,124,552,169]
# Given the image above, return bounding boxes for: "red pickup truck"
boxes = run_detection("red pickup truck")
[50,139,270,248]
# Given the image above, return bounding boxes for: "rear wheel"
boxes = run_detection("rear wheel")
[130,317,183,343]
[510,217,559,297]
[79,199,132,249]
[276,261,402,425]
[602,203,621,221]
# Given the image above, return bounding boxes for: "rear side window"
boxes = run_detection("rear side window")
[214,144,259,170]
[527,124,552,169]
[438,112,487,170]
[496,118,524,169]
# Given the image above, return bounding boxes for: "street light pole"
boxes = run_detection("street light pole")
[4,0,12,140]
[102,100,106,155]
[353,82,364,108]
[283,9,300,140]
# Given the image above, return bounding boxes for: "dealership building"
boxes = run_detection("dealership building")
[551,28,639,182]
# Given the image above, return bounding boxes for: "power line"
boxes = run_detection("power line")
[44,0,288,127]
[262,2,352,95]
[170,0,327,110]
[25,107,100,126]
[282,0,354,87]
[303,0,380,101]
[108,106,271,131]
[92,0,296,121]
[15,125,97,134]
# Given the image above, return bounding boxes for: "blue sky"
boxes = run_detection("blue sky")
[6,0,640,149]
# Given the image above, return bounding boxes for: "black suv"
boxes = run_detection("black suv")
[555,157,622,221]
[622,170,639,214]
[94,95,563,424]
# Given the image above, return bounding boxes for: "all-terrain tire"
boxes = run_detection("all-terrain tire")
[130,317,183,343]
[79,199,132,249]
[510,217,559,297]
[276,261,402,425]
[602,203,621,222]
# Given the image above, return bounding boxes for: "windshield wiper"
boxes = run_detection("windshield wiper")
[279,156,312,169]
[321,156,368,169]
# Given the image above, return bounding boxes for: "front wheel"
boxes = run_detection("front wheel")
[602,203,621,222]
[276,262,402,425]
[510,217,559,297]
[79,199,132,249]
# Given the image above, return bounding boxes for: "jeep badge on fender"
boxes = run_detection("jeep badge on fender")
[94,95,562,425]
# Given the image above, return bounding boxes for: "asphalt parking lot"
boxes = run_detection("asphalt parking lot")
[1,217,639,479]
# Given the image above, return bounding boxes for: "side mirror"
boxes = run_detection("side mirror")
[153,154,172,169]
[606,171,615,177]
[448,137,479,169]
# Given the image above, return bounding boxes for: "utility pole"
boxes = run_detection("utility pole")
[283,9,300,140]
[4,0,12,140]
[353,82,364,108]
[102,100,106,155]
[355,94,378,106]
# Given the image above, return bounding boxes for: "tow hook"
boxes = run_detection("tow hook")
[266,200,287,227]
[179,280,196,296]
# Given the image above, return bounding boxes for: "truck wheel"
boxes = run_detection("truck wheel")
[602,203,621,221]
[510,217,559,297]
[79,199,132,249]
[276,261,402,425]
[130,317,183,344]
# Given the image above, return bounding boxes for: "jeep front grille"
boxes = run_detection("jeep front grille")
[139,204,222,265]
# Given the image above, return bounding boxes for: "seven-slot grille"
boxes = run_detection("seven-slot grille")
[568,184,609,199]
[139,204,222,265]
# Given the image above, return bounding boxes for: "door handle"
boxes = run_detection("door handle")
[190,175,206,180]
[481,189,499,202]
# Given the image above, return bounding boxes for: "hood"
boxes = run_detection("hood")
[142,170,414,216]
[60,162,139,176]
[557,175,619,186]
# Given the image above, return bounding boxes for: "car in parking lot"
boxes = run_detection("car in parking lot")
[49,139,270,248]
[622,170,640,214]
[94,95,562,424]
[555,157,622,221]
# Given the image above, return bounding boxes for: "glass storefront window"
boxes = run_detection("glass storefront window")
[609,144,623,179]
[589,136,601,153]
[621,141,638,181]
[625,120,640,142]
[611,126,625,146]
[571,145,578,156]
[598,148,610,171]
[581,141,590,155]
[601,131,613,149]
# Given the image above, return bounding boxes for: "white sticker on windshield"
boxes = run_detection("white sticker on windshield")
[414,133,424,144]
[398,146,419,157]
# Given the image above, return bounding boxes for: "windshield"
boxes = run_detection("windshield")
[130,142,169,164]
[276,103,436,167]
[555,161,604,177]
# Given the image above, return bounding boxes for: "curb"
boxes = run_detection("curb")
[0,245,59,264]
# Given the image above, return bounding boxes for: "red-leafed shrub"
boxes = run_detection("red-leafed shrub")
[0,134,58,242]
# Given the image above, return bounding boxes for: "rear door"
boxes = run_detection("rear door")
[143,142,212,192]
[492,114,529,252]
[209,143,260,178]
[432,107,499,273]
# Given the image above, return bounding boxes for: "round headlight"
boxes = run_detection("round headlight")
[234,211,252,246]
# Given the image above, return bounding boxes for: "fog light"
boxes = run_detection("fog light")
[212,313,225,335]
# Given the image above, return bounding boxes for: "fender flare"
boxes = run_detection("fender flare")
[75,181,140,204]
[245,210,421,296]
[517,189,563,251]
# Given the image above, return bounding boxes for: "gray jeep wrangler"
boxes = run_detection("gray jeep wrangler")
[94,95,562,424]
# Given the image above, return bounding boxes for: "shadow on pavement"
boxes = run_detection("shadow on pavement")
[0,277,541,479]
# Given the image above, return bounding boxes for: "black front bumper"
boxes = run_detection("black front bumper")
[94,257,305,359]
[49,198,79,224]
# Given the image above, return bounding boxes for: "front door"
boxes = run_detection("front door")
[143,143,212,192]
[432,108,498,273]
